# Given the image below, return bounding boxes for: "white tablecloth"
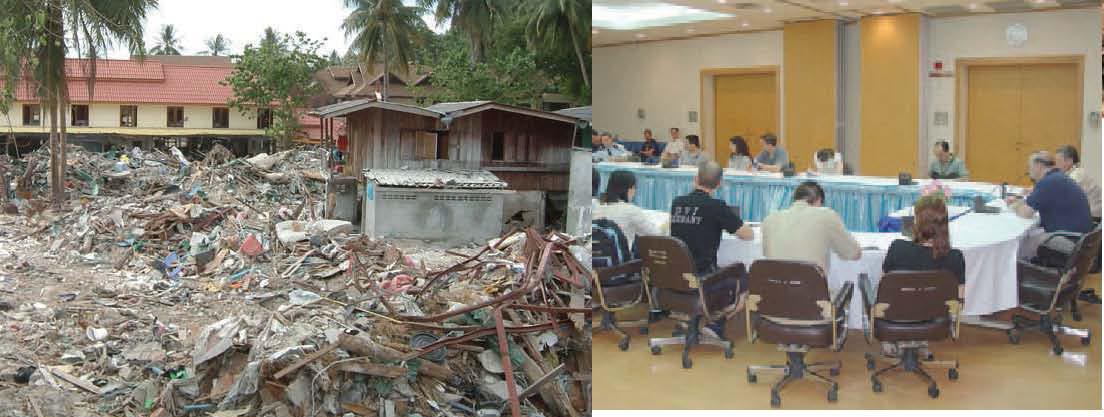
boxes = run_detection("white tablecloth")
[636,200,1042,329]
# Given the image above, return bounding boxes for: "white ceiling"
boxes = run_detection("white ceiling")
[592,0,1102,46]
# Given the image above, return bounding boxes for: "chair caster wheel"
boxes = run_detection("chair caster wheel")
[650,345,661,355]
[639,327,649,335]
[948,368,958,380]
[872,380,883,393]
[1053,345,1064,355]
[1081,336,1091,346]
[770,392,781,408]
[866,358,875,370]
[724,348,734,359]
[829,367,840,376]
[618,339,629,351]
[1007,329,1020,344]
[827,388,838,402]
[1072,312,1083,322]
[926,352,935,361]
[681,353,693,369]
[747,370,757,384]
[928,386,940,398]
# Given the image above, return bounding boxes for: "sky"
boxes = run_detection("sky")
[104,0,442,59]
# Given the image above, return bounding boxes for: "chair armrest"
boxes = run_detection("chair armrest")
[858,274,874,344]
[832,281,854,320]
[596,260,643,282]
[1017,260,1062,285]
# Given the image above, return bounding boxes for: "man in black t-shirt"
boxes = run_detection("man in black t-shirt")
[669,160,754,338]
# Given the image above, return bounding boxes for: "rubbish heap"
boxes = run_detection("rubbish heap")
[0,145,593,417]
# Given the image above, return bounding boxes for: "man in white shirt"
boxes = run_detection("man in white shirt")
[1056,145,1101,222]
[592,132,629,162]
[661,127,686,161]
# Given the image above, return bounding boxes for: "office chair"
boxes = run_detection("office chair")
[744,260,852,408]
[637,236,744,369]
[592,219,653,351]
[860,271,961,399]
[1008,227,1101,355]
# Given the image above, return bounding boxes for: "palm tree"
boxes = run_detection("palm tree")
[261,27,281,49]
[343,0,425,100]
[520,0,590,88]
[150,24,182,55]
[328,50,342,65]
[419,0,503,63]
[203,34,230,56]
[0,0,155,206]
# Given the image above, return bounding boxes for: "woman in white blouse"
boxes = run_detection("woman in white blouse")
[594,170,669,246]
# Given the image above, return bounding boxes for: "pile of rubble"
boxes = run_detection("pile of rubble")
[0,146,593,417]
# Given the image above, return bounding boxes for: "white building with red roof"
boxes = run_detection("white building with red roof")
[0,57,272,155]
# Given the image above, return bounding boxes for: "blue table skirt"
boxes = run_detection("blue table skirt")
[595,164,996,233]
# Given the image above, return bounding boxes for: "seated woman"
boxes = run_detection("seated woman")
[880,196,965,354]
[727,136,754,171]
[594,170,669,248]
[809,148,844,175]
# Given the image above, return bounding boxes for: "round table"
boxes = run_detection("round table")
[622,200,1042,329]
[594,162,1010,233]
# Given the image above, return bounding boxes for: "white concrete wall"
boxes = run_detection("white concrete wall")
[593,31,783,148]
[925,9,1102,183]
[0,101,260,130]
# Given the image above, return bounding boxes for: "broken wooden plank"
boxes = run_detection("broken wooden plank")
[272,343,339,380]
[338,333,454,381]
[518,364,565,400]
[50,367,102,395]
[335,361,407,378]
[340,402,377,416]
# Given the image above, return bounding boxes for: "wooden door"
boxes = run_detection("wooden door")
[713,73,778,163]
[965,62,1080,185]
[966,65,1022,184]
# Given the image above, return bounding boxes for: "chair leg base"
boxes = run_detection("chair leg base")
[867,346,957,398]
[1010,313,1092,355]
[600,311,650,351]
[648,316,733,368]
[748,350,840,407]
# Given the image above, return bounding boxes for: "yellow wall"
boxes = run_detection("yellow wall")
[783,20,838,171]
[859,14,920,177]
[0,101,263,134]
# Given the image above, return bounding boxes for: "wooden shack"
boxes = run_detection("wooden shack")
[310,99,580,230]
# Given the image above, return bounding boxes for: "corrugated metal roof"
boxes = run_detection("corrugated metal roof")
[424,101,491,114]
[311,98,443,118]
[554,106,591,122]
[363,168,507,189]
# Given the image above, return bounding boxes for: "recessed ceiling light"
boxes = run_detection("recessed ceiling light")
[887,0,903,3]
[967,2,978,9]
[741,21,750,27]
[717,0,727,3]
[839,0,849,6]
[763,7,773,13]
[592,29,599,34]
[686,28,696,33]
[1032,0,1045,3]
[635,33,647,38]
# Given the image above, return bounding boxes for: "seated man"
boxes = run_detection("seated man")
[1055,145,1101,222]
[678,135,707,166]
[669,160,754,338]
[592,132,629,162]
[1006,151,1093,235]
[640,128,660,163]
[809,148,843,175]
[929,141,969,180]
[762,181,862,272]
[661,127,686,162]
[754,133,789,172]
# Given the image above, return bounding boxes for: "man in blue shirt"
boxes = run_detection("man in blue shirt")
[754,133,789,172]
[678,135,707,166]
[592,132,629,162]
[1006,151,1093,234]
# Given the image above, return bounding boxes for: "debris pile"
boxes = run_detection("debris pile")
[0,147,593,416]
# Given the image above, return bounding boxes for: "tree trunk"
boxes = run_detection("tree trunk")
[381,27,390,101]
[570,32,590,88]
[58,87,67,206]
[48,99,60,208]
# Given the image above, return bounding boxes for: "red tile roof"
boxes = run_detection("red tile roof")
[10,58,236,105]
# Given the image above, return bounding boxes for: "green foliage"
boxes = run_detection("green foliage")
[222,31,325,150]
[343,0,427,79]
[150,24,182,55]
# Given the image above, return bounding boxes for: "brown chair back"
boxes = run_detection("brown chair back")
[748,260,830,321]
[874,271,958,322]
[637,236,697,293]
[1065,227,1102,290]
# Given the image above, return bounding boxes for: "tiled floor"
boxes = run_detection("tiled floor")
[592,275,1102,410]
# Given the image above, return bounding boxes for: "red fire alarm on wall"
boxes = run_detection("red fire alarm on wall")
[929,60,953,78]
